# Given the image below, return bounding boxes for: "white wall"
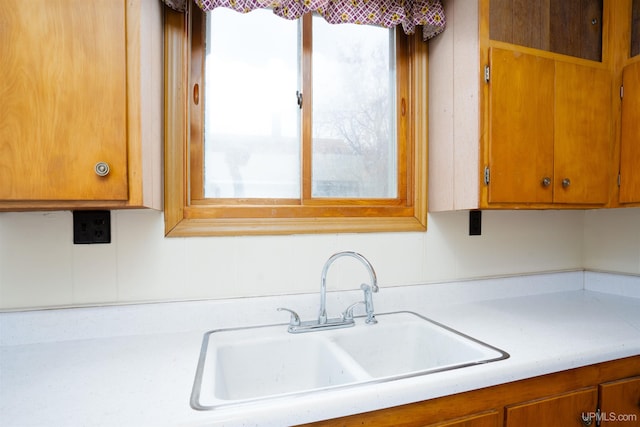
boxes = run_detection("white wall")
[584,208,640,274]
[0,209,586,310]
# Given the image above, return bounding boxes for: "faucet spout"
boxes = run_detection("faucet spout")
[319,251,378,324]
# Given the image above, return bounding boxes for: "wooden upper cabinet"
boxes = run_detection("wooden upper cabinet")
[487,49,611,206]
[620,61,640,204]
[0,0,127,201]
[554,61,612,205]
[486,0,611,208]
[488,48,554,204]
[620,2,640,204]
[429,0,616,212]
[0,0,162,210]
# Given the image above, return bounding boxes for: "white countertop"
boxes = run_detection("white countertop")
[1,271,639,427]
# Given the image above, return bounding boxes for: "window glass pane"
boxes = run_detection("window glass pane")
[312,17,396,198]
[204,9,300,198]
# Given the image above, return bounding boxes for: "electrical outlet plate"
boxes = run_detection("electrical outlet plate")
[73,210,111,244]
[469,210,482,236]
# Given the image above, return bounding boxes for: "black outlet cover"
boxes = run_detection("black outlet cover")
[469,210,482,236]
[73,210,111,244]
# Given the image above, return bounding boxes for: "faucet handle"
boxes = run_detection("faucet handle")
[342,301,364,321]
[277,307,301,326]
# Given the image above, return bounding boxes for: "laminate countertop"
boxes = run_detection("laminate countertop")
[1,271,639,426]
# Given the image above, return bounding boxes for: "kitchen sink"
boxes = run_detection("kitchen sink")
[190,311,509,410]
[207,333,368,401]
[327,312,504,378]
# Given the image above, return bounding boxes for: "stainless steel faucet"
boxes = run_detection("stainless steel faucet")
[278,251,379,333]
[360,283,378,324]
[319,251,378,324]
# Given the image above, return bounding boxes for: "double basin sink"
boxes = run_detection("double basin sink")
[190,311,509,410]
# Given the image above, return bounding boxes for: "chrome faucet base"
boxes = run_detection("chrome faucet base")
[365,316,378,325]
[286,317,355,334]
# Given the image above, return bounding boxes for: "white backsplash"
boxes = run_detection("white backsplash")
[0,208,599,310]
[0,271,588,346]
[583,207,640,273]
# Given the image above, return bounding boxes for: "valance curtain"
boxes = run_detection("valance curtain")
[162,0,445,40]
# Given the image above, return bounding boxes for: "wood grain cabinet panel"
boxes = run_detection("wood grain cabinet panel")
[0,0,162,210]
[490,0,603,61]
[427,411,499,427]
[0,0,127,201]
[487,48,554,204]
[296,405,499,427]
[619,61,640,203]
[486,48,612,206]
[504,387,598,427]
[599,376,640,426]
[554,61,612,205]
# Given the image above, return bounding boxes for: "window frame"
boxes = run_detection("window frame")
[163,5,428,236]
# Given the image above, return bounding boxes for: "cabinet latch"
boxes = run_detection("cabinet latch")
[484,166,490,185]
[484,65,490,83]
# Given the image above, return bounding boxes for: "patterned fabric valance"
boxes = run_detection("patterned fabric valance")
[161,0,445,40]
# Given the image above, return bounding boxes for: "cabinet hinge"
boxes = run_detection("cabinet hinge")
[484,65,490,83]
[484,166,490,185]
[618,173,622,187]
[620,85,624,99]
[296,90,303,109]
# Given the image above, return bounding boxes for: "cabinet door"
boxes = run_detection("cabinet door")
[554,61,611,204]
[619,61,640,203]
[488,47,554,204]
[599,376,640,426]
[505,387,598,427]
[426,411,499,427]
[0,0,128,201]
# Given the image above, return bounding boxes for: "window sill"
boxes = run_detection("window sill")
[164,214,426,237]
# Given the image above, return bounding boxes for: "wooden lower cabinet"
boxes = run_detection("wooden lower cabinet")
[298,356,640,427]
[428,411,499,427]
[600,376,640,427]
[505,387,597,427]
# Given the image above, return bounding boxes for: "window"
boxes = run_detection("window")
[164,4,428,236]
